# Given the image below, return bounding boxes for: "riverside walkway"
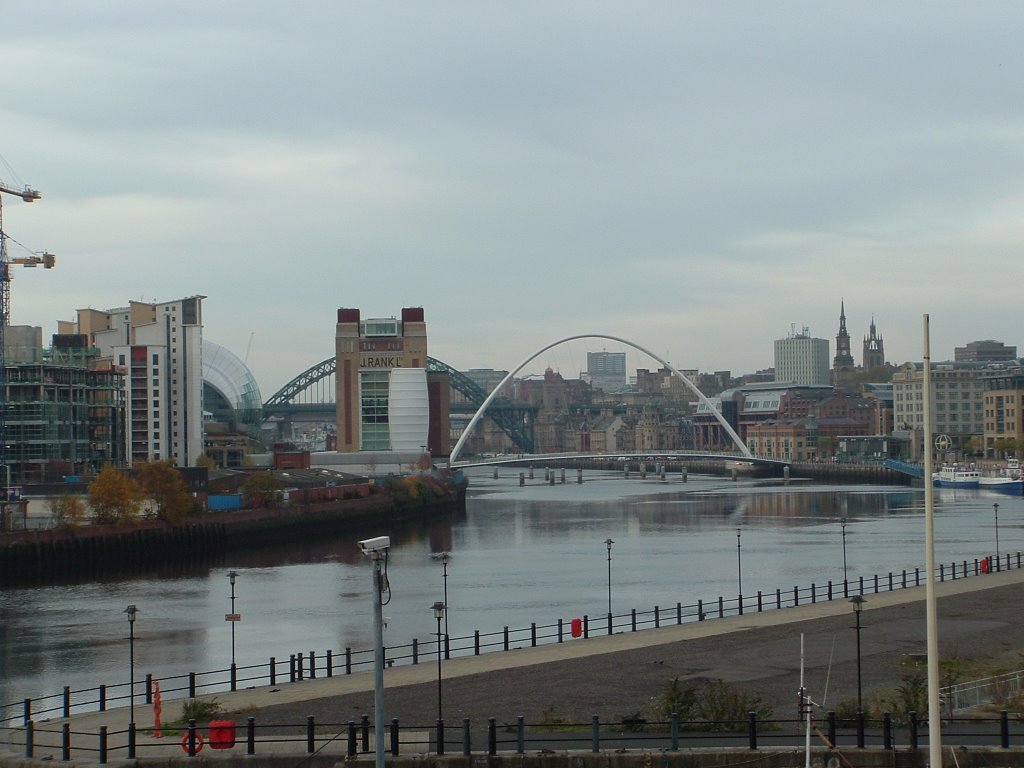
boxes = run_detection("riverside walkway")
[4,567,1024,763]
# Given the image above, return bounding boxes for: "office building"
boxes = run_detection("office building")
[982,368,1024,458]
[955,340,1017,362]
[587,351,627,393]
[774,326,830,386]
[892,360,989,457]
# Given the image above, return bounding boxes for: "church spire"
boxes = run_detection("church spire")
[833,299,855,390]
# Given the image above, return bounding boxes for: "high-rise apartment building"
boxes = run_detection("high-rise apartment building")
[335,307,432,453]
[774,327,830,386]
[60,296,205,466]
[586,351,627,393]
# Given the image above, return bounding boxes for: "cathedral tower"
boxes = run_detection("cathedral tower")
[863,316,885,370]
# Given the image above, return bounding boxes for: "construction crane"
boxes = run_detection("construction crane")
[0,177,53,502]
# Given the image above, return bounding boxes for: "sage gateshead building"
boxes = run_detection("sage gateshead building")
[202,340,263,434]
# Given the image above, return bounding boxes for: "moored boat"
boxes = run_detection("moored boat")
[932,463,980,488]
[979,458,1024,492]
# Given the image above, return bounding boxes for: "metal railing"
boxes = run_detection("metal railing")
[944,670,1024,713]
[3,551,1020,728]
[4,710,1022,762]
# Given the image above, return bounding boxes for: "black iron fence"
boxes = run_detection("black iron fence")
[3,552,1020,728]
[7,710,1023,763]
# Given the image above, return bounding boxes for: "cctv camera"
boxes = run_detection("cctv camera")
[358,536,391,554]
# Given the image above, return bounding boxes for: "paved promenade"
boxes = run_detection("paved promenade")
[5,567,1024,759]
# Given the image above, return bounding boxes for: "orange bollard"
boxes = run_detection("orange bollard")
[153,681,163,738]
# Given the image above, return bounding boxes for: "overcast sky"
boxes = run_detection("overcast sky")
[3,3,1022,398]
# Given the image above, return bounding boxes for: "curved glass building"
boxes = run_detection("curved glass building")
[203,340,263,434]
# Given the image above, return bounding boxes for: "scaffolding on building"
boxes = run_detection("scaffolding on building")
[4,343,124,484]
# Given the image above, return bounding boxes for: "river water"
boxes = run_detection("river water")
[0,468,1013,715]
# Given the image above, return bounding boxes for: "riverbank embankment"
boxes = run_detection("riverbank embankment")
[0,479,466,587]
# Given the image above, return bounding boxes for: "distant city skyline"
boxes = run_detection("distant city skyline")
[12,294,1017,400]
[4,3,1023,394]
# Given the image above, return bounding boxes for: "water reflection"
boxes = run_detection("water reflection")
[0,470,1011,713]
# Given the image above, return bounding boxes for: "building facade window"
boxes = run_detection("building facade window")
[360,371,391,451]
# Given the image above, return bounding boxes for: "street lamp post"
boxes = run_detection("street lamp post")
[440,552,450,640]
[604,538,614,617]
[124,605,138,727]
[432,601,445,723]
[850,595,865,716]
[736,527,743,597]
[993,503,1000,562]
[841,518,848,587]
[227,571,239,690]
[360,536,390,768]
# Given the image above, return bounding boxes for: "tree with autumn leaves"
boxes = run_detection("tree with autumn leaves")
[87,461,194,525]
[88,465,145,524]
[135,460,194,524]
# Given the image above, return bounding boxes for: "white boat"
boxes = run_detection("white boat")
[979,458,1024,492]
[932,464,980,488]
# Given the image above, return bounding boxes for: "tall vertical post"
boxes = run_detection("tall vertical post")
[440,552,450,639]
[124,605,138,729]
[993,503,1000,561]
[840,518,848,584]
[604,538,614,617]
[922,315,942,768]
[850,595,865,715]
[373,554,386,768]
[227,571,239,688]
[432,601,445,723]
[360,537,391,768]
[736,528,743,597]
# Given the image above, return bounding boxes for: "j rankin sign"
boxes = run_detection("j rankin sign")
[360,355,404,369]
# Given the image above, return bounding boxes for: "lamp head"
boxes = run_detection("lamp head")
[850,594,865,613]
[228,570,238,585]
[441,551,449,566]
[431,600,445,619]
[605,538,614,549]
[124,604,138,623]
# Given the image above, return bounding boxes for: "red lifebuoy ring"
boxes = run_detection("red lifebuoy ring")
[181,732,205,754]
